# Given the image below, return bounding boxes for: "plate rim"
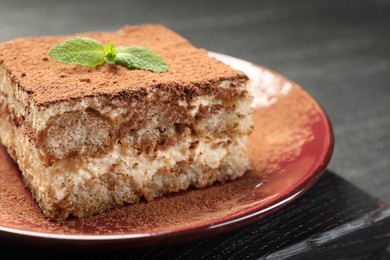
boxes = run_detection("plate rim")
[0,51,334,245]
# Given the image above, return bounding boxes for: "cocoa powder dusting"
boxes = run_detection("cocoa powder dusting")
[0,25,247,106]
[249,88,319,177]
[0,66,328,236]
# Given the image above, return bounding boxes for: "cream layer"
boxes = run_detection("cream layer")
[0,115,250,203]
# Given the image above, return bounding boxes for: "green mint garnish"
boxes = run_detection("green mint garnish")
[48,37,105,67]
[115,46,168,73]
[103,42,117,64]
[48,37,168,72]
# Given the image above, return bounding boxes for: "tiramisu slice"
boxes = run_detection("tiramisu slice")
[0,25,253,221]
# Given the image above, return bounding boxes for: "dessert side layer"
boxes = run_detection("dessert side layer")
[0,25,253,221]
[0,115,249,220]
[0,68,252,164]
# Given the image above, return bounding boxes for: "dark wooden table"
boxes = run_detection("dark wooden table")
[0,0,389,258]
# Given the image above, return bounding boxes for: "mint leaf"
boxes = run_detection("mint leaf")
[104,42,117,64]
[48,37,168,72]
[49,37,105,67]
[115,46,168,72]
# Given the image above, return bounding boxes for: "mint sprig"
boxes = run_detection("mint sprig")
[115,46,168,73]
[48,37,168,72]
[48,38,105,67]
[103,42,117,64]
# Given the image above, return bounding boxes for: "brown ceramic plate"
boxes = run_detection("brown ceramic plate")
[0,52,333,248]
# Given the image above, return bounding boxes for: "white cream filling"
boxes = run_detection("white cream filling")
[0,68,252,204]
[188,97,223,117]
[1,117,247,201]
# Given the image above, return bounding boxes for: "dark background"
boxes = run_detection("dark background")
[0,0,389,203]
